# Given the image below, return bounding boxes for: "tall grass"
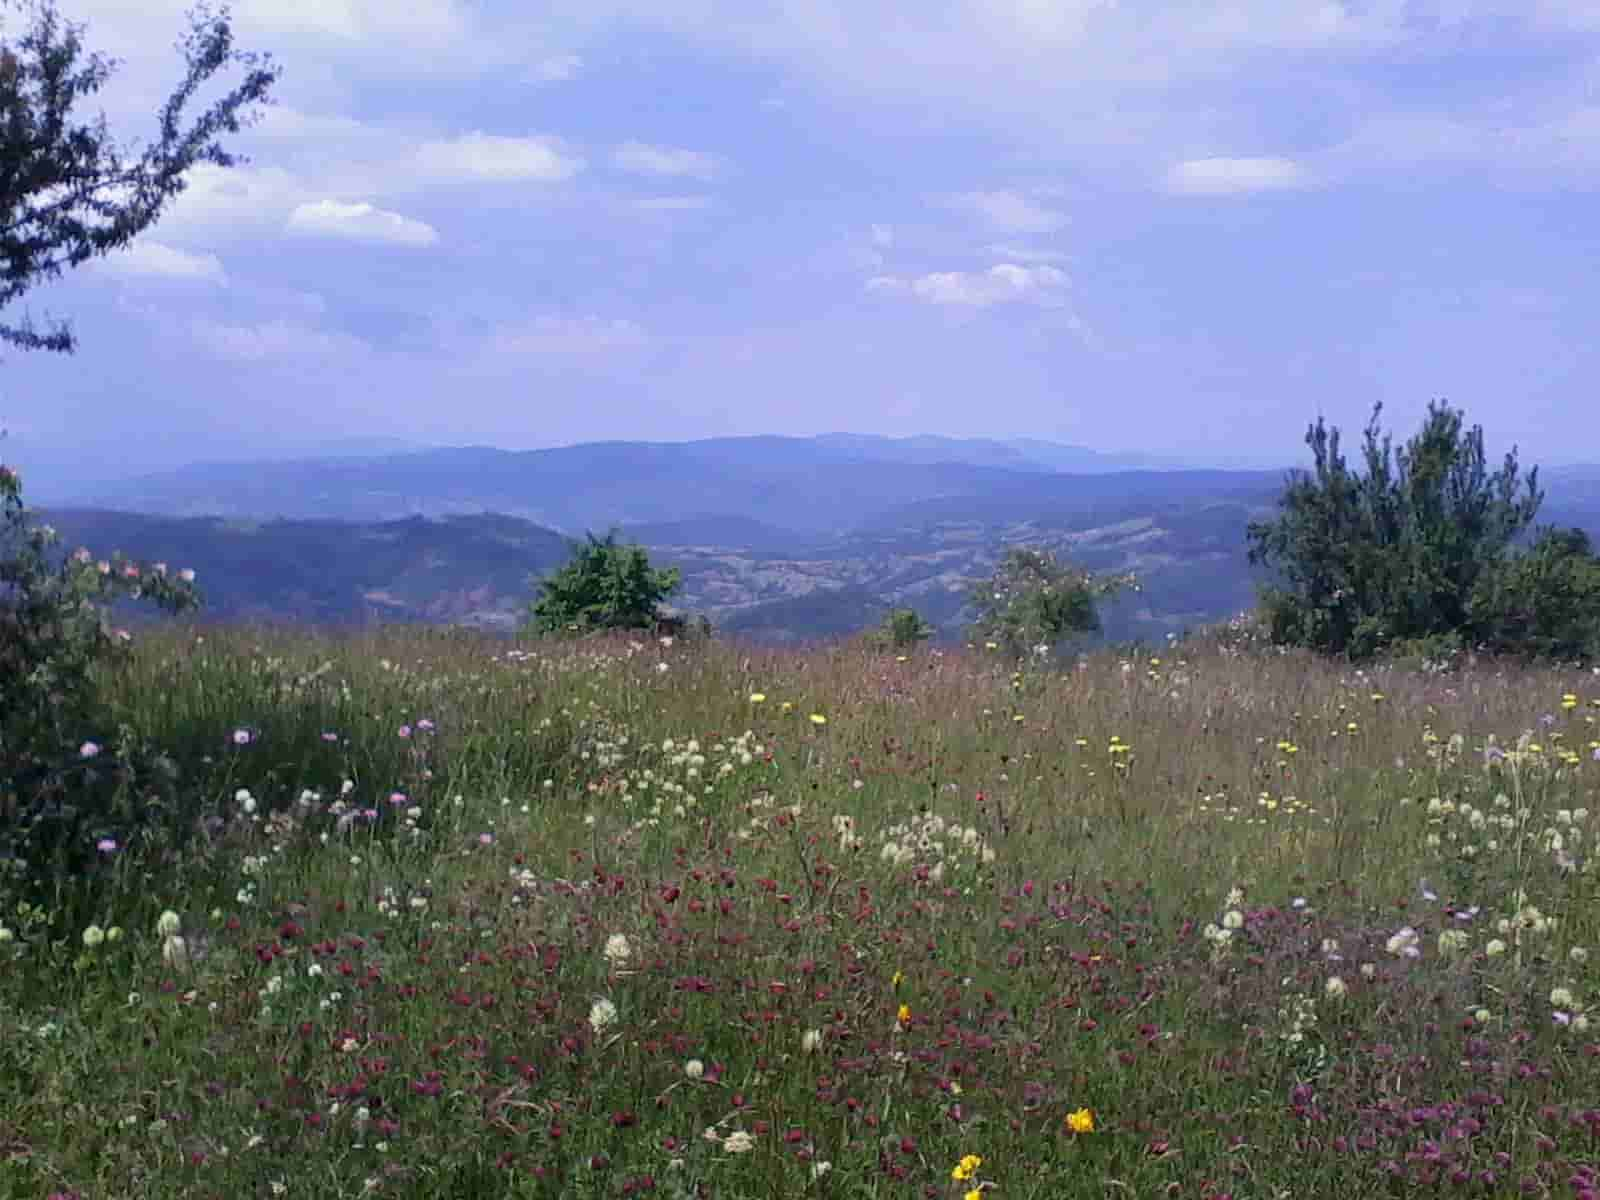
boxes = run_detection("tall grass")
[2,623,1598,1198]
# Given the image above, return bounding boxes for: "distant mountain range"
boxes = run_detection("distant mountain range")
[22,434,1600,644]
[66,433,1261,536]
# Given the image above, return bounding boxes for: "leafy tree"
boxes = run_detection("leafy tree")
[967,546,1134,660]
[0,0,275,885]
[1247,401,1543,659]
[528,531,682,636]
[868,606,935,650]
[1,0,279,353]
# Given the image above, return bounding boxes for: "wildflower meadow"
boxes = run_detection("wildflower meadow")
[4,623,1600,1199]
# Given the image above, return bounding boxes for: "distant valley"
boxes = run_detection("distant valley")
[27,434,1600,645]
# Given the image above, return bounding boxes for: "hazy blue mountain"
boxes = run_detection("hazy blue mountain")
[72,434,1251,535]
[36,509,570,629]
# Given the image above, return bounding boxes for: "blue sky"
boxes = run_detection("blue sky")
[3,0,1599,483]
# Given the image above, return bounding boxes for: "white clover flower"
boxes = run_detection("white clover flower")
[1385,927,1421,958]
[1551,986,1576,1010]
[1324,976,1348,1000]
[162,935,189,968]
[722,1130,754,1154]
[82,924,106,948]
[603,933,633,966]
[156,910,181,937]
[1222,909,1245,931]
[1437,929,1469,957]
[684,1059,705,1080]
[801,1029,823,1054]
[1485,938,1508,957]
[1224,886,1244,907]
[588,997,618,1035]
[1474,1008,1492,1024]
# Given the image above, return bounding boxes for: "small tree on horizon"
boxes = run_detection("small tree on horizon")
[527,531,682,636]
[869,605,936,650]
[967,546,1134,660]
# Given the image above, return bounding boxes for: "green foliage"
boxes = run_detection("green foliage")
[527,531,682,636]
[870,606,935,650]
[1469,525,1600,662]
[0,0,273,883]
[966,546,1134,659]
[1247,400,1548,660]
[1,462,199,881]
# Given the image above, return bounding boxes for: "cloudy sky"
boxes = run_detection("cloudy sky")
[3,0,1599,481]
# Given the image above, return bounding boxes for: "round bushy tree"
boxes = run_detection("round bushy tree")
[527,531,683,635]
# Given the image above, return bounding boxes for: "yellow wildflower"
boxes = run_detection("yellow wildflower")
[896,1003,911,1029]
[1066,1107,1095,1134]
[951,1153,983,1182]
[749,692,766,704]
[809,713,827,726]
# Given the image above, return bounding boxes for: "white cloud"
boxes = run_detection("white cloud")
[416,132,585,183]
[286,200,440,247]
[97,240,226,283]
[232,0,463,43]
[867,263,1069,308]
[251,106,387,145]
[160,164,305,241]
[984,242,1069,264]
[487,316,650,355]
[1164,156,1312,196]
[529,54,583,82]
[951,190,1068,233]
[612,141,725,180]
[190,317,364,362]
[637,195,715,211]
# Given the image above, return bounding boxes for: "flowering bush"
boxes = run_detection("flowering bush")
[0,463,199,881]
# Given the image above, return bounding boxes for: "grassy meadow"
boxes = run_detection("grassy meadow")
[4,623,1600,1199]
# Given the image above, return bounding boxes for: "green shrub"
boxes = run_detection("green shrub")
[870,606,935,650]
[527,531,683,636]
[1,464,199,884]
[1247,400,1552,660]
[966,546,1135,660]
[1470,525,1600,662]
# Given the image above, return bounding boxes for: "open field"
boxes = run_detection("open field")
[4,625,1600,1199]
